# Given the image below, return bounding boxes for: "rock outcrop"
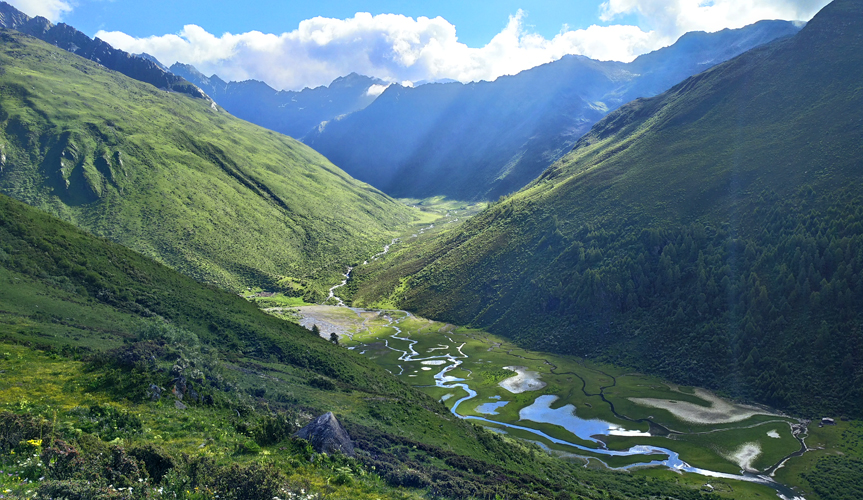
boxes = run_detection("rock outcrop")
[294,412,355,457]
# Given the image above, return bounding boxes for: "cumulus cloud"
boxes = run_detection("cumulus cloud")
[97,11,666,91]
[6,0,72,22]
[96,1,829,91]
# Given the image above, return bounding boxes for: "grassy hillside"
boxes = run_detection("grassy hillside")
[0,29,416,297]
[0,193,722,499]
[346,0,863,417]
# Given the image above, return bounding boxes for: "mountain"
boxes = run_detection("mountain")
[0,191,714,500]
[0,28,416,296]
[305,20,801,201]
[170,65,386,140]
[346,0,863,417]
[134,52,170,71]
[0,1,206,100]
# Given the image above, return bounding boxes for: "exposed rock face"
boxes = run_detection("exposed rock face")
[294,412,355,457]
[0,1,207,100]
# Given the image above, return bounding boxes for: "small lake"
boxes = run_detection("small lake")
[475,400,509,415]
[519,395,651,443]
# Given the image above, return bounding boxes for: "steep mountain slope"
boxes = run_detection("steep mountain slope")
[0,195,717,499]
[0,1,205,100]
[0,29,416,295]
[305,20,801,201]
[347,0,863,416]
[170,65,386,140]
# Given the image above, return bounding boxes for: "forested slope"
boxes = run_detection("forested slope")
[347,0,863,417]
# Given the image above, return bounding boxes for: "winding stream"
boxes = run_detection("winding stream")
[324,239,806,500]
[375,313,804,499]
[326,266,352,307]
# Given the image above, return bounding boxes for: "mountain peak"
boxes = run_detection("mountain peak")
[329,72,381,89]
[135,52,168,71]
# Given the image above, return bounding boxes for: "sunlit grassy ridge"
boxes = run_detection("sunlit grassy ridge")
[0,29,417,297]
[346,0,863,417]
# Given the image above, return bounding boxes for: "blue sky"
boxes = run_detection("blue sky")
[8,0,829,90]
[61,1,632,49]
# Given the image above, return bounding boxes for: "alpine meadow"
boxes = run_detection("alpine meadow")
[1,1,862,499]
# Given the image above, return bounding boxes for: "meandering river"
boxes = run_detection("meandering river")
[321,237,805,500]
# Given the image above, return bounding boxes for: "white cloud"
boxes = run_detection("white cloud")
[600,0,829,37]
[6,0,72,22]
[366,83,391,96]
[96,1,830,91]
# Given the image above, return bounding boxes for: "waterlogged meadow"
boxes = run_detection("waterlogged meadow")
[296,306,808,498]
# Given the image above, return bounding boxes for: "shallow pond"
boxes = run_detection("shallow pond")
[301,303,804,500]
[519,395,650,443]
[475,400,509,415]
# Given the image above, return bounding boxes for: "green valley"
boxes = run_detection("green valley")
[1,0,862,498]
[0,194,727,499]
[294,303,808,499]
[346,0,863,421]
[0,28,416,298]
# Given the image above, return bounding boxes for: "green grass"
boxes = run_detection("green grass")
[773,420,863,500]
[0,193,729,499]
[0,29,420,298]
[300,302,825,498]
[0,345,424,500]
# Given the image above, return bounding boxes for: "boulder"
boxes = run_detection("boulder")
[148,384,163,401]
[294,412,354,457]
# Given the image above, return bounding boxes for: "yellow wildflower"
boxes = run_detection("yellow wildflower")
[26,439,42,447]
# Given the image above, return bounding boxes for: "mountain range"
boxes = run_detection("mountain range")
[164,20,800,202]
[170,65,386,141]
[347,0,863,417]
[305,20,802,201]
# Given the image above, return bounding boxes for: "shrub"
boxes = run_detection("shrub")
[0,411,52,453]
[308,377,336,391]
[128,443,176,482]
[136,319,199,347]
[37,480,130,500]
[211,462,284,500]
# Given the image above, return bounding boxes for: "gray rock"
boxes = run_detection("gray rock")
[174,400,187,410]
[294,412,354,457]
[148,384,163,401]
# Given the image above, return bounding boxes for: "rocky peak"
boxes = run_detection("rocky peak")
[0,2,28,29]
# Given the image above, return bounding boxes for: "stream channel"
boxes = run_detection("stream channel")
[323,235,805,500]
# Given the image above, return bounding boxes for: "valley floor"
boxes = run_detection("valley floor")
[293,305,812,499]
